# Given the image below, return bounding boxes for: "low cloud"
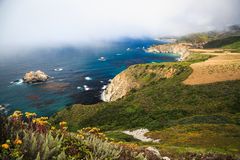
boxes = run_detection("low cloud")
[0,0,239,51]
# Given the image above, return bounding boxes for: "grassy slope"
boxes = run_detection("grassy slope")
[51,54,240,157]
[223,41,240,52]
[204,36,240,52]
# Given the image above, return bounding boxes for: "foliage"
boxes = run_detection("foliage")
[223,41,240,52]
[204,36,240,51]
[21,130,63,160]
[177,32,217,43]
[184,53,214,63]
[106,131,140,142]
[0,112,158,160]
[83,135,121,160]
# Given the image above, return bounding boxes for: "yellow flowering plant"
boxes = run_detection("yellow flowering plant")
[2,143,10,150]
[59,121,68,132]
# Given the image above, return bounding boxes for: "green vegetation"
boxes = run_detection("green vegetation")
[184,53,215,63]
[0,111,159,160]
[146,124,240,154]
[105,131,139,142]
[223,41,240,52]
[204,36,240,51]
[178,32,218,43]
[178,25,240,45]
[51,53,240,158]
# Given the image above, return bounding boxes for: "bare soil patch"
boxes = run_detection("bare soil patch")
[183,52,240,85]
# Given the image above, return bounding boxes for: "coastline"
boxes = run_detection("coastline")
[146,43,192,61]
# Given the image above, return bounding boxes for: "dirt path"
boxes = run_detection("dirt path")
[183,51,240,85]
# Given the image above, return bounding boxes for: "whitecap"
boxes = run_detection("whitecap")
[126,48,131,51]
[100,81,104,83]
[85,77,92,81]
[83,85,91,91]
[77,86,83,90]
[102,85,107,90]
[54,68,63,72]
[11,79,23,85]
[116,53,122,56]
[0,104,9,115]
[98,57,106,61]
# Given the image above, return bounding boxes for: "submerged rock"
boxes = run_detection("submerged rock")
[23,70,49,83]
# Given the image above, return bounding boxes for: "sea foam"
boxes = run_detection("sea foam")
[54,68,63,72]
[85,77,92,81]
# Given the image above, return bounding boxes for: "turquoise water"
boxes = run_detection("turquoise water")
[0,38,179,116]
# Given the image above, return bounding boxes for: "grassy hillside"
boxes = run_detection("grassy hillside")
[204,36,240,51]
[178,25,240,44]
[51,54,240,157]
[223,41,240,52]
[177,32,218,44]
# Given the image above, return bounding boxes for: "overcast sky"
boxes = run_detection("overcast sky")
[0,0,240,51]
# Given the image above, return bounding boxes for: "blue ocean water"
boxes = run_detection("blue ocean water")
[0,39,179,116]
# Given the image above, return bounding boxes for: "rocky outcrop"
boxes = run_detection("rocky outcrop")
[146,43,192,60]
[23,70,49,83]
[102,64,183,102]
[101,69,140,102]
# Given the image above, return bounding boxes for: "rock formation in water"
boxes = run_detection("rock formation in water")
[102,64,182,102]
[23,70,49,83]
[147,43,192,60]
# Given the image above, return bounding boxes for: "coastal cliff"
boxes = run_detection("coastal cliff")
[146,43,192,60]
[102,63,184,102]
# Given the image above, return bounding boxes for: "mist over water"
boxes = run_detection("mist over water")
[0,0,240,52]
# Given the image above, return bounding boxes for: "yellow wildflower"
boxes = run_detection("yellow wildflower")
[77,134,84,139]
[2,143,9,149]
[32,117,48,126]
[14,139,22,145]
[25,112,37,118]
[40,117,48,120]
[11,110,23,118]
[51,126,56,130]
[59,121,67,126]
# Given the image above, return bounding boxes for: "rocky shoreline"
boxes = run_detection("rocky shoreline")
[146,43,192,60]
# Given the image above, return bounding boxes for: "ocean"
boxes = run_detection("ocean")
[0,38,179,116]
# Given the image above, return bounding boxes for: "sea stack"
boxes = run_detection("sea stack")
[23,70,49,83]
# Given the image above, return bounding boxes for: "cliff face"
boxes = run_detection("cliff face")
[147,43,192,60]
[102,64,182,102]
[101,69,140,102]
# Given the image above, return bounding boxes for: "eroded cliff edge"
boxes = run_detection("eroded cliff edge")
[102,63,185,102]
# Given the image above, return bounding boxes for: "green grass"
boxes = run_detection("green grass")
[105,131,140,142]
[204,36,240,51]
[145,124,240,156]
[185,53,215,63]
[223,41,240,52]
[50,53,240,157]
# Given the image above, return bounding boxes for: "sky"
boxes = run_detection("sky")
[0,0,240,51]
